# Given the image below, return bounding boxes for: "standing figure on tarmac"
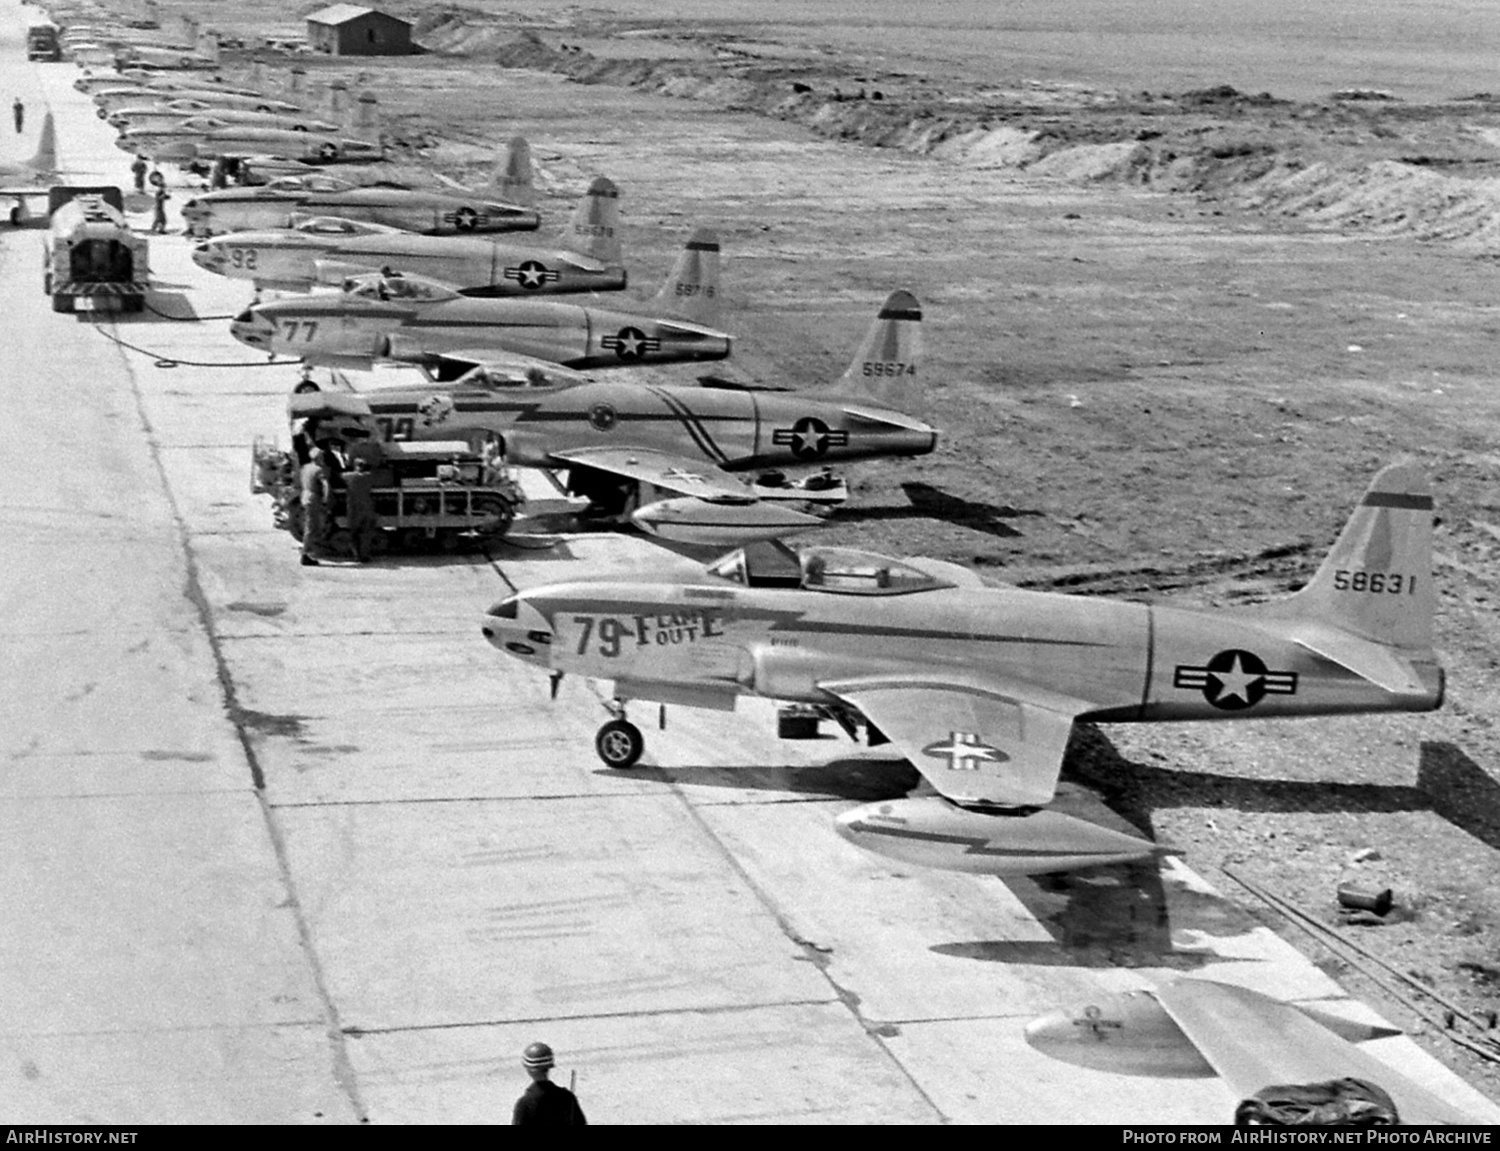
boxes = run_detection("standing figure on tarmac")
[150,183,170,234]
[300,447,330,567]
[131,154,148,193]
[344,455,379,564]
[12,98,23,135]
[512,1042,586,1126]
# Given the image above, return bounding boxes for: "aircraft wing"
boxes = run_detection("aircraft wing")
[397,347,593,388]
[548,446,753,502]
[1153,980,1480,1124]
[820,673,1089,807]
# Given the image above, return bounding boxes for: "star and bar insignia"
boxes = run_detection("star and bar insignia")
[1174,649,1298,711]
[602,326,661,360]
[771,416,850,460]
[921,731,1008,772]
[503,260,560,290]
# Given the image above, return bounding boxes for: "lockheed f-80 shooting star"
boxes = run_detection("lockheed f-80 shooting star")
[193,175,618,293]
[181,136,538,238]
[481,463,1442,874]
[230,227,725,376]
[275,289,933,544]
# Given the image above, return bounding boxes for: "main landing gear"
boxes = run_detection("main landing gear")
[594,700,644,768]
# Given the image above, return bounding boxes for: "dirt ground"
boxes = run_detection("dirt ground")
[139,0,1500,1105]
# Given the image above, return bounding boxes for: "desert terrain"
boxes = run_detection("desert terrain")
[10,0,1500,1121]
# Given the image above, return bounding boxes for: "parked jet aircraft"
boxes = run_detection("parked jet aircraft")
[229,227,725,376]
[108,103,340,134]
[95,86,300,117]
[271,290,932,542]
[74,73,260,97]
[117,121,383,166]
[1027,979,1481,1124]
[180,137,538,238]
[193,176,615,291]
[0,112,58,225]
[480,463,1442,875]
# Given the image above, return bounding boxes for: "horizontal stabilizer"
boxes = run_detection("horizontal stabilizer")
[1287,624,1428,696]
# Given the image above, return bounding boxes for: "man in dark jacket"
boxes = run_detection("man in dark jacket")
[512,1042,586,1126]
[344,455,379,563]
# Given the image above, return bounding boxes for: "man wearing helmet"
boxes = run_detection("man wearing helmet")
[512,1041,587,1126]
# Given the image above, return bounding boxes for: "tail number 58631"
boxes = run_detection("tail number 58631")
[1333,570,1415,594]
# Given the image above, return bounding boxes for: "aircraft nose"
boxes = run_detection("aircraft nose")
[480,596,553,663]
[192,242,226,273]
[229,307,273,350]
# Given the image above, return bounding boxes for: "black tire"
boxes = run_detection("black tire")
[595,719,644,769]
[256,104,272,113]
[52,292,73,313]
[9,204,21,226]
[122,295,144,313]
[292,379,321,394]
[292,124,307,131]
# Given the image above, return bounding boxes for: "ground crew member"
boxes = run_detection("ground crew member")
[512,1042,586,1126]
[300,447,330,566]
[344,456,379,563]
[131,154,148,193]
[209,156,228,190]
[150,183,170,234]
[12,97,23,134]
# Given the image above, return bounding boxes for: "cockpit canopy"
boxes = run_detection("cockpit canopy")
[289,214,400,236]
[343,271,460,303]
[266,174,354,195]
[707,540,955,595]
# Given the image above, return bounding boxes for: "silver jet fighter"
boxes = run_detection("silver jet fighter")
[94,86,301,118]
[181,137,538,238]
[108,103,341,134]
[481,463,1443,875]
[1027,979,1481,1124]
[230,227,723,373]
[273,290,932,544]
[192,177,617,293]
[116,122,383,166]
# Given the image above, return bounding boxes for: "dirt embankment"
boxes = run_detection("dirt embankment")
[416,13,1500,250]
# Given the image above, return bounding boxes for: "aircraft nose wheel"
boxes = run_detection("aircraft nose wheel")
[595,719,644,769]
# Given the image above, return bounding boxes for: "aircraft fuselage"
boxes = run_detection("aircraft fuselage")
[484,579,1443,724]
[195,229,605,292]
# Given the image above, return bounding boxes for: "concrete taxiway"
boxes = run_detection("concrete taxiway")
[2,4,1497,1124]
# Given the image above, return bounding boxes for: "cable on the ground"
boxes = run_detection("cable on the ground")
[83,316,296,369]
[143,299,239,322]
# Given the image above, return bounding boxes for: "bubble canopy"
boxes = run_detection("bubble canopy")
[706,540,953,595]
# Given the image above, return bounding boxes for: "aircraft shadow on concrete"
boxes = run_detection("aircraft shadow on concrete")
[837,482,1045,539]
[929,729,1500,969]
[598,756,921,803]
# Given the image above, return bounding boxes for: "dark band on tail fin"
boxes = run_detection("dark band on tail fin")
[651,228,721,328]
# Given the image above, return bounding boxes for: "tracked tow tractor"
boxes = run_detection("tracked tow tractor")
[252,391,524,554]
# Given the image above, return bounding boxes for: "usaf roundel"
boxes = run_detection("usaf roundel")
[1173,649,1298,711]
[922,731,1008,772]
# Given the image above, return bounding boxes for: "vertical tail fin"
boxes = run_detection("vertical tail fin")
[560,175,620,264]
[1268,461,1434,651]
[489,136,534,207]
[29,112,57,176]
[828,290,923,413]
[651,228,721,328]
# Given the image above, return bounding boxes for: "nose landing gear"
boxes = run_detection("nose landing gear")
[595,701,644,769]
